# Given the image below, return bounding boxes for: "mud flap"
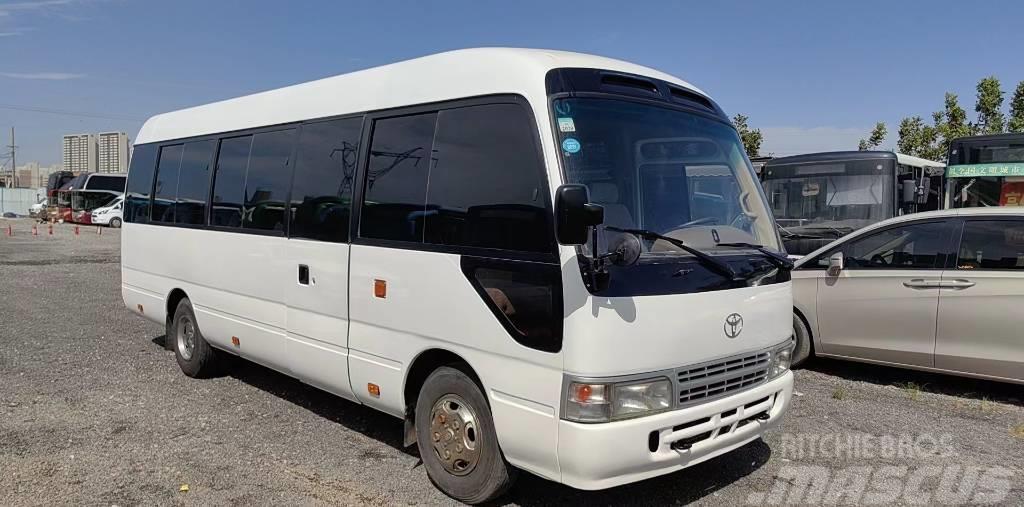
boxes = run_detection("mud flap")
[403,408,417,447]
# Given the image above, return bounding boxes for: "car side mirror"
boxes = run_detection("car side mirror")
[827,252,844,277]
[554,184,604,245]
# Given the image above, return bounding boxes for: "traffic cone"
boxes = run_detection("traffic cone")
[48,223,53,235]
[96,226,102,235]
[74,225,80,236]
[32,224,38,236]
[5,224,11,236]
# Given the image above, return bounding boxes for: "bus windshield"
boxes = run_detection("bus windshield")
[947,135,1024,207]
[762,159,894,231]
[553,97,779,255]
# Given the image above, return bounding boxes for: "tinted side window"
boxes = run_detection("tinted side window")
[244,129,296,232]
[290,118,361,242]
[88,175,127,192]
[175,140,216,225]
[211,136,252,228]
[361,113,436,242]
[124,144,158,223]
[425,104,551,253]
[152,144,183,223]
[842,221,948,269]
[957,220,1024,270]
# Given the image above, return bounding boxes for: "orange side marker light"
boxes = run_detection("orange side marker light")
[137,304,144,314]
[367,383,381,398]
[373,279,387,299]
[231,336,240,347]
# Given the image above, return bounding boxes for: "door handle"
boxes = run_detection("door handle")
[941,279,975,289]
[903,279,942,289]
[298,264,310,285]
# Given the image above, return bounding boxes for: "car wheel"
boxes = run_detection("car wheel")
[170,298,218,378]
[792,313,813,367]
[415,366,516,504]
[109,217,122,228]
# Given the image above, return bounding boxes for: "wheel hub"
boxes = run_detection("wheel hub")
[429,394,480,476]
[176,314,196,361]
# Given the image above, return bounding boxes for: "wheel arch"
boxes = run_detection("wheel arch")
[402,348,484,447]
[793,304,816,352]
[164,288,189,350]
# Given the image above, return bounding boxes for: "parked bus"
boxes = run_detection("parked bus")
[946,133,1024,208]
[43,170,75,221]
[761,151,945,255]
[51,173,127,223]
[121,48,795,503]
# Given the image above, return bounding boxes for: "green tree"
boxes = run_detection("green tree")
[858,122,887,150]
[732,114,763,158]
[897,116,943,161]
[975,76,1006,134]
[1009,81,1024,133]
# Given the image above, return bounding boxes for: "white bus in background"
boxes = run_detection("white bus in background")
[121,48,795,503]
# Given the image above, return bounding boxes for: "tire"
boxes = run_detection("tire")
[170,298,218,378]
[109,217,122,228]
[415,366,515,504]
[792,313,813,367]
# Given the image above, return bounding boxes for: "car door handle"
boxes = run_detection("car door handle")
[903,279,942,289]
[940,279,975,289]
[298,264,310,285]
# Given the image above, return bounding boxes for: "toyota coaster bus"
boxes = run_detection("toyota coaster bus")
[121,48,794,503]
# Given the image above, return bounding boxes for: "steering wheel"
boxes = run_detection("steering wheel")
[870,254,889,266]
[675,217,719,229]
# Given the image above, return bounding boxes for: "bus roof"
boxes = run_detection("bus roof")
[135,48,707,145]
[764,150,944,168]
[949,132,1024,145]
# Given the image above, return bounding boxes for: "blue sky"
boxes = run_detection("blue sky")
[2,0,1023,166]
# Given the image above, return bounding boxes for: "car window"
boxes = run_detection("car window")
[956,220,1024,270]
[824,221,948,270]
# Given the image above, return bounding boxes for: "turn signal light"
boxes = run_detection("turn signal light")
[367,383,381,398]
[374,279,387,298]
[231,336,240,347]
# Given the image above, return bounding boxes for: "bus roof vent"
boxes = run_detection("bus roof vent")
[600,73,659,95]
[668,86,714,111]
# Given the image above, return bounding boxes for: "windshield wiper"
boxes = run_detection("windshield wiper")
[714,242,795,270]
[605,226,742,282]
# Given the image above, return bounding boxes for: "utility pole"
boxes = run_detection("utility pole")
[7,127,16,188]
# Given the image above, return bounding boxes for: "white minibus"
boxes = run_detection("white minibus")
[122,48,795,503]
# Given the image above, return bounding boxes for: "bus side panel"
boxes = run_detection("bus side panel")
[347,244,564,482]
[121,224,290,372]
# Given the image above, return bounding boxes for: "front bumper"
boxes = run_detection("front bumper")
[557,370,793,490]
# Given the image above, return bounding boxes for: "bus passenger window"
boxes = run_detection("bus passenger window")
[425,104,552,253]
[124,144,158,223]
[152,144,183,223]
[211,136,252,228]
[175,140,216,226]
[243,129,296,232]
[290,118,362,242]
[463,259,563,353]
[361,113,436,243]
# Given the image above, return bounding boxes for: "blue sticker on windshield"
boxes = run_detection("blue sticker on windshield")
[562,138,581,154]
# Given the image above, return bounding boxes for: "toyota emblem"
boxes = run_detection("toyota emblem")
[724,313,743,338]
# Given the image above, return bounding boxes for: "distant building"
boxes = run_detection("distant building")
[62,134,98,172]
[98,131,130,173]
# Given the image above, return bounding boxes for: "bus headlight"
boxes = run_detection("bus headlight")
[564,378,672,423]
[769,340,795,379]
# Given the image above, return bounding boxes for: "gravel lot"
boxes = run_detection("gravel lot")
[2,217,1022,506]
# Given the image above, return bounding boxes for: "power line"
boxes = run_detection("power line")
[0,103,145,121]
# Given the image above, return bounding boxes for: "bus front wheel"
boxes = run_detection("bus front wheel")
[415,366,515,504]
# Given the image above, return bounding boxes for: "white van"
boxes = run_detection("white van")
[121,48,794,503]
[91,195,124,227]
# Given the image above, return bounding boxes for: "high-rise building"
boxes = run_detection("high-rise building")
[97,132,130,173]
[62,134,98,172]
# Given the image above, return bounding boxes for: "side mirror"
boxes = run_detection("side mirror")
[554,184,604,245]
[827,252,844,277]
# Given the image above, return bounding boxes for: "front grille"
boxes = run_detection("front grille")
[675,350,771,406]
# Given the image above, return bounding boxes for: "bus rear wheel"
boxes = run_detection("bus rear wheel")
[170,298,218,378]
[415,366,515,504]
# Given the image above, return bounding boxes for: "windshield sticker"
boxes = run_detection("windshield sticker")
[802,182,820,196]
[557,117,576,132]
[562,138,581,154]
